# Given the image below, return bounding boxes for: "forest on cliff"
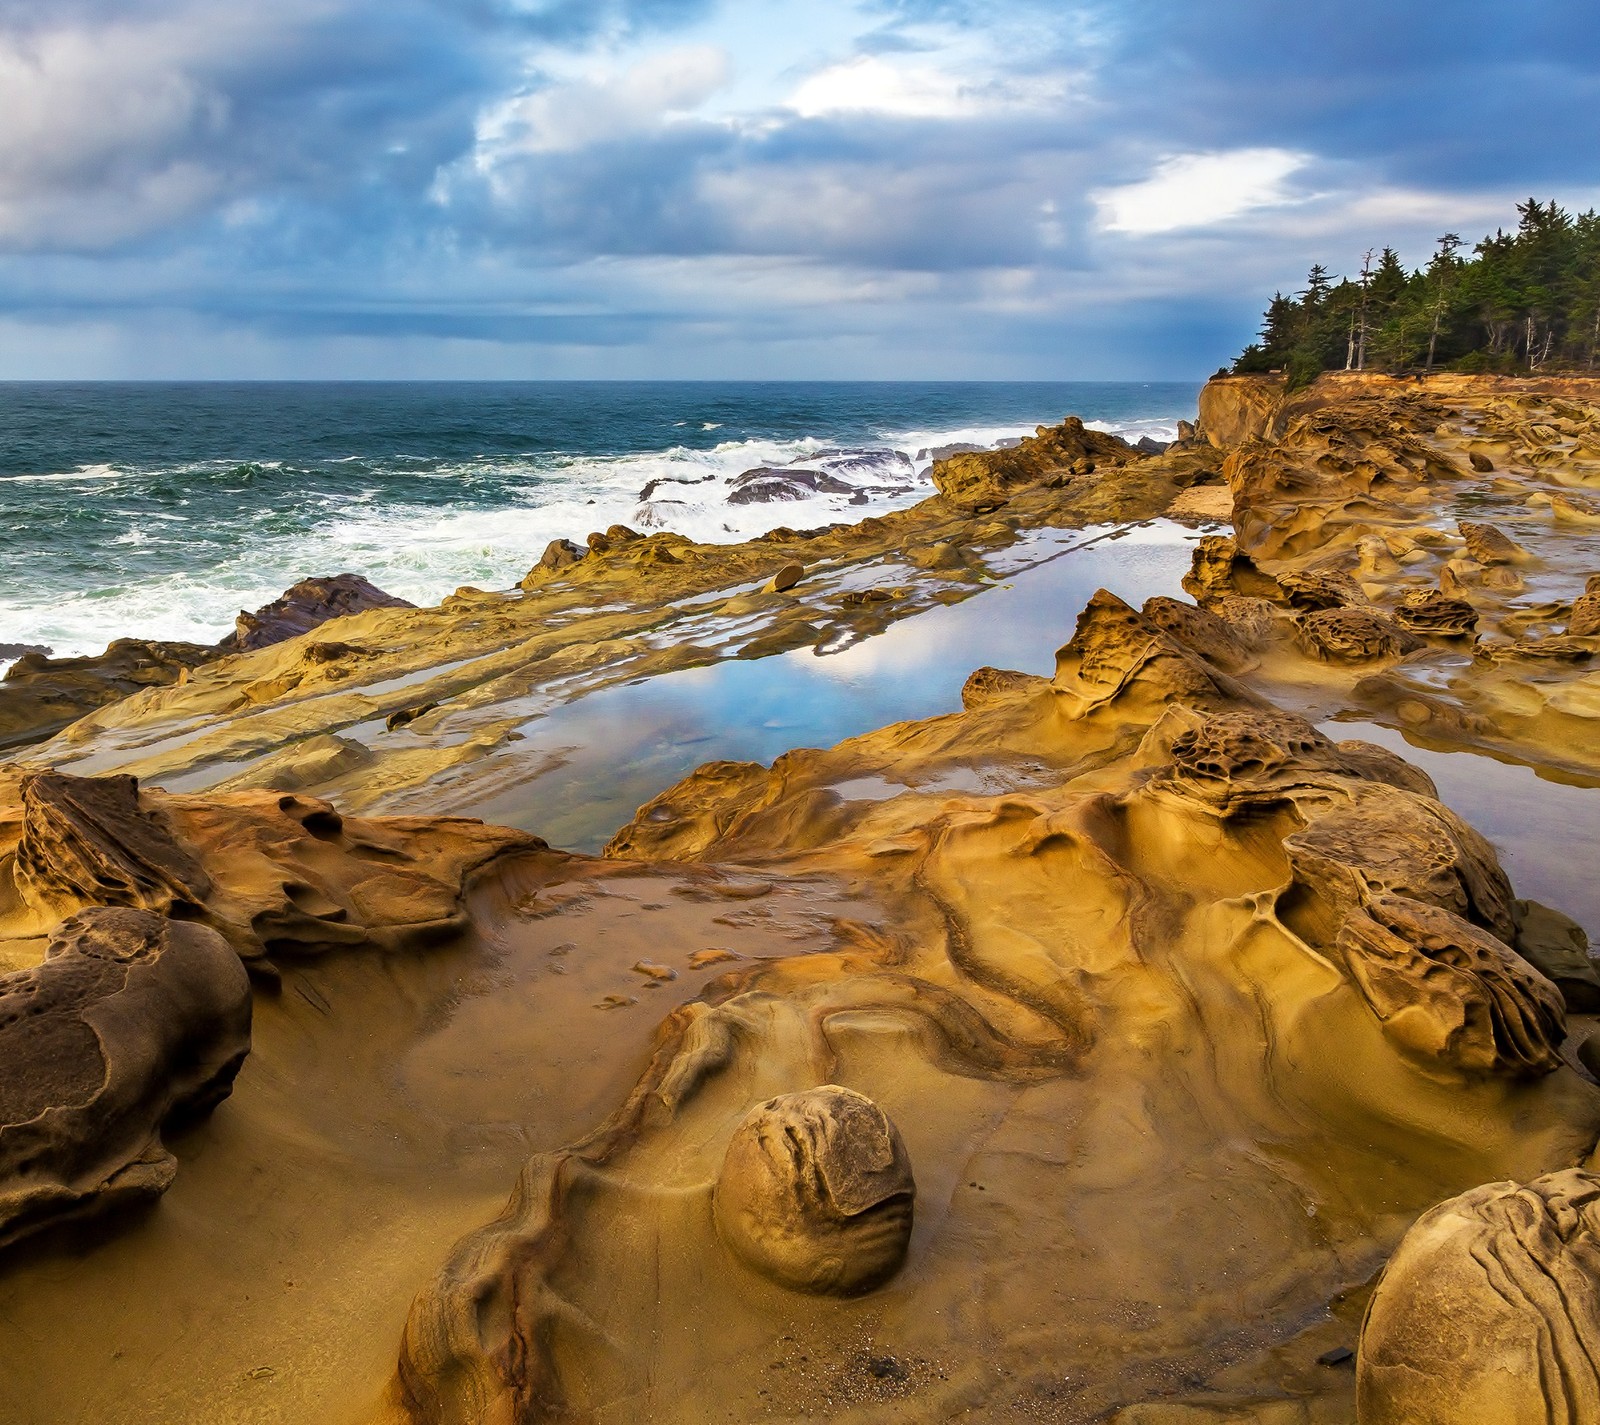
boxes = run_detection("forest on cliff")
[1233,199,1600,384]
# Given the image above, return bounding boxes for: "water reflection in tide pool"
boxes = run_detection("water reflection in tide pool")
[472,526,1200,851]
[1324,719,1600,942]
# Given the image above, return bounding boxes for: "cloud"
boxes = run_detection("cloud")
[0,0,725,253]
[473,45,731,158]
[1092,149,1312,235]
[785,54,1065,119]
[0,0,1596,376]
[0,10,236,246]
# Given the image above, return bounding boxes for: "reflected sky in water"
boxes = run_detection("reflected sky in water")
[476,528,1200,850]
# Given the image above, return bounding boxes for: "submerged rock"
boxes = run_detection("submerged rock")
[727,467,857,504]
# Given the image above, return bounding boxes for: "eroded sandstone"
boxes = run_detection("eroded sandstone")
[390,589,1599,1424]
[2,376,1600,1424]
[0,907,251,1252]
[1358,1169,1600,1424]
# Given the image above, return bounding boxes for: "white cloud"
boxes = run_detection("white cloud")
[1092,148,1311,235]
[789,56,974,119]
[0,15,231,244]
[474,46,731,160]
[786,55,1068,120]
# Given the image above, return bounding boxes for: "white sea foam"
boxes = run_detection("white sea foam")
[3,463,126,484]
[0,412,1187,659]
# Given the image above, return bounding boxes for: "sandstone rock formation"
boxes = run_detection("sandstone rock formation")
[930,415,1140,506]
[1358,1169,1600,1424]
[0,639,214,751]
[0,767,543,1255]
[219,573,415,654]
[391,589,1598,1424]
[0,574,415,754]
[4,379,1600,1425]
[0,907,251,1252]
[713,1086,914,1295]
[1148,375,1600,778]
[8,420,1195,819]
[0,770,542,973]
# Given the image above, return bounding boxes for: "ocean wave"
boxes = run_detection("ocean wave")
[0,409,1192,658]
[2,463,126,484]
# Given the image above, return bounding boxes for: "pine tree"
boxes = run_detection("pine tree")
[1425,234,1464,372]
[1230,199,1600,378]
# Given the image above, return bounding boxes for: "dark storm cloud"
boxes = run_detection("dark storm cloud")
[1101,0,1600,186]
[0,0,721,252]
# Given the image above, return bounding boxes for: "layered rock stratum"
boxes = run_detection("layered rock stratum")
[2,374,1600,1424]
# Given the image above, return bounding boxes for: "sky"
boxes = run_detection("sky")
[1,0,1598,380]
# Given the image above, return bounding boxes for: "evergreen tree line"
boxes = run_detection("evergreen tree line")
[1231,200,1600,385]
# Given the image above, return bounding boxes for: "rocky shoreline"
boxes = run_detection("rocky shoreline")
[3,372,1600,1423]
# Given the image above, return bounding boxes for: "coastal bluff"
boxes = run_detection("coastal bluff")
[2,374,1600,1423]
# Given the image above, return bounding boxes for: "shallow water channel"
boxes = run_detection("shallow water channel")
[1324,717,1600,943]
[471,523,1202,849]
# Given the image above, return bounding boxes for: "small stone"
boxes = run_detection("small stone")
[689,948,742,969]
[908,542,964,571]
[764,563,804,594]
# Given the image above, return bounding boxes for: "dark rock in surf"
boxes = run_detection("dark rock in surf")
[221,574,415,654]
[727,468,858,505]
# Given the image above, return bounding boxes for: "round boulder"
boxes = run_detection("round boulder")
[713,1085,914,1295]
[1359,1169,1600,1422]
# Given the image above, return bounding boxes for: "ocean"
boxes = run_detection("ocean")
[0,381,1199,662]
